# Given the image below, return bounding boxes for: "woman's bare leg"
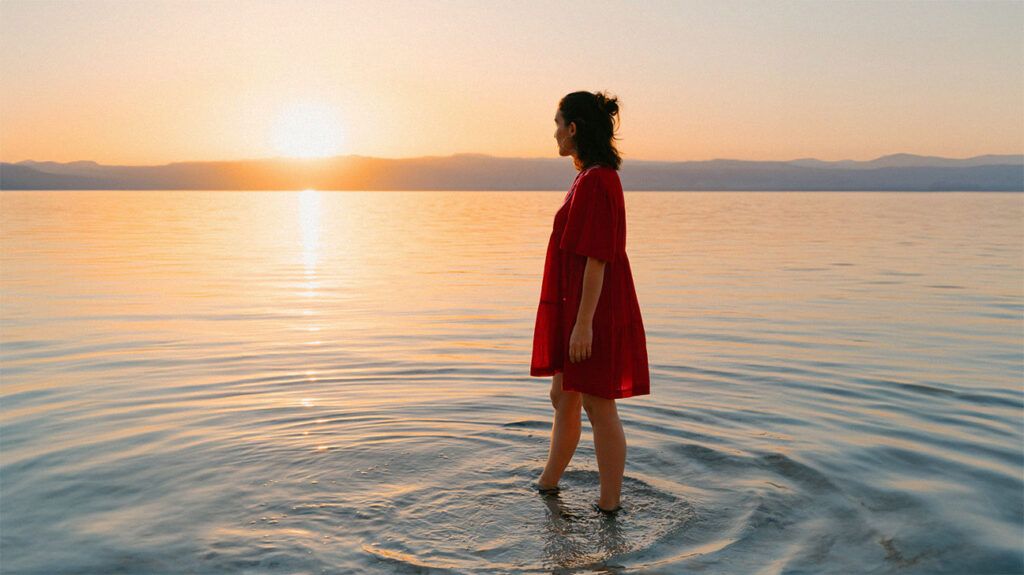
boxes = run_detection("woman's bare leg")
[582,393,625,510]
[538,373,582,489]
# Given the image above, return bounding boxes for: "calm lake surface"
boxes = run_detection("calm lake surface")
[1,190,1022,574]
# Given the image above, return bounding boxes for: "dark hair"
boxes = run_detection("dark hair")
[559,90,622,171]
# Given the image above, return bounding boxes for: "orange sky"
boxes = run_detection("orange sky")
[1,0,1021,166]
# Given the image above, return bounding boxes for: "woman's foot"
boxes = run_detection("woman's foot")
[593,501,622,515]
[536,472,561,494]
[535,481,560,495]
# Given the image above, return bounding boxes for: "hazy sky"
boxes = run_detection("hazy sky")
[1,0,1021,166]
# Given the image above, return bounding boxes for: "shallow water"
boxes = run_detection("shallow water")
[1,190,1021,574]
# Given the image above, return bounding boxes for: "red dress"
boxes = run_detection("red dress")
[529,165,651,399]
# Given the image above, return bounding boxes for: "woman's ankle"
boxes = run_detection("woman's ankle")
[537,477,559,489]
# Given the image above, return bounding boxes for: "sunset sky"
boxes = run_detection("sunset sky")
[1,0,1021,166]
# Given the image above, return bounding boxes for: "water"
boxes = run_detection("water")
[1,190,1021,574]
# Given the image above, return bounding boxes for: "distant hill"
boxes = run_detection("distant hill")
[1,153,1021,191]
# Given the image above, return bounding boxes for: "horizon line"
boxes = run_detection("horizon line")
[3,151,1023,168]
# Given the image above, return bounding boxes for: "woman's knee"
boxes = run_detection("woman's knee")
[550,375,581,410]
[550,389,581,411]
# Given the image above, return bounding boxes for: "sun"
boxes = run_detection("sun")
[271,101,345,159]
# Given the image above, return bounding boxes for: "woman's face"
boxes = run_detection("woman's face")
[554,109,576,158]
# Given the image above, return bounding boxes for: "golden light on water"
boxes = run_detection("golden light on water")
[299,189,322,273]
[271,102,345,159]
[297,190,326,348]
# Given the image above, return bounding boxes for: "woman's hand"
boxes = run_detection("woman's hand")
[568,321,593,363]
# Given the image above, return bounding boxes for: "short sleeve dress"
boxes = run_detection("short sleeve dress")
[529,165,651,399]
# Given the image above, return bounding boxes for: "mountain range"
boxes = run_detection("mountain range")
[1,153,1021,191]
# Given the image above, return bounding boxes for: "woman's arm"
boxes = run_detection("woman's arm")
[576,257,607,325]
[569,256,607,363]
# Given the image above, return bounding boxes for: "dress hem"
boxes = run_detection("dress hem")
[530,367,562,377]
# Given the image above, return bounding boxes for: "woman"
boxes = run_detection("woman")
[530,90,651,516]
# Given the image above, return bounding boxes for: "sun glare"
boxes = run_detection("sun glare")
[271,101,345,159]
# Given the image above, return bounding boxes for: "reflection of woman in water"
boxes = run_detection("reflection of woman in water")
[530,91,651,515]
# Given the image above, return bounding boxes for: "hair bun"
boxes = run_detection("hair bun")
[596,92,619,117]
